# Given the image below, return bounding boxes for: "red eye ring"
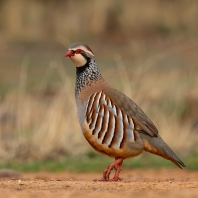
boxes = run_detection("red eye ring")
[75,49,83,54]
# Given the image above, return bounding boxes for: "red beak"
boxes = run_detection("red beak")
[64,50,74,57]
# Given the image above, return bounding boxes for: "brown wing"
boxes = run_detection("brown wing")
[103,87,158,137]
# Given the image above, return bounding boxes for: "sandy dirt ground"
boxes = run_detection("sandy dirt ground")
[0,169,198,198]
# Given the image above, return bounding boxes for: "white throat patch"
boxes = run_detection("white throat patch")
[70,54,87,67]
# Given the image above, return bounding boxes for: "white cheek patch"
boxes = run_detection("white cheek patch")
[70,54,87,67]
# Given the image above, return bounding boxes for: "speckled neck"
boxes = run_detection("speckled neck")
[75,58,103,99]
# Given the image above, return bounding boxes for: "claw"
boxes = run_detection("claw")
[109,177,121,182]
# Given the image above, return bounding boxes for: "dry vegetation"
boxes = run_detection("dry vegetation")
[1,0,198,42]
[0,43,198,161]
[0,0,198,162]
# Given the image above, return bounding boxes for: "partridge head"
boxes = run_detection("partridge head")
[65,42,94,66]
[65,42,185,181]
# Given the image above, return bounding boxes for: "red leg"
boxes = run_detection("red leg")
[105,158,123,181]
[110,159,123,181]
[113,157,119,171]
[95,157,124,182]
[94,164,110,181]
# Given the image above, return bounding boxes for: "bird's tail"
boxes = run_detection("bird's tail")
[139,133,186,169]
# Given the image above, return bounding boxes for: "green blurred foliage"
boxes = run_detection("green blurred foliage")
[0,150,198,172]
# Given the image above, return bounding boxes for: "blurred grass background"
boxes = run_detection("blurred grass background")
[0,0,198,171]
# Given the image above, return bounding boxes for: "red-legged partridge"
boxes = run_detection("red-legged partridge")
[65,42,185,181]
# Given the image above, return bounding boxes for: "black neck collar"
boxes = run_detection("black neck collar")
[76,59,90,75]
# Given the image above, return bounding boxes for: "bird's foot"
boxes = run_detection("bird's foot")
[108,176,122,182]
[97,158,124,181]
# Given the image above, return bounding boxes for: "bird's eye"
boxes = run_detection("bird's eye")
[75,49,83,54]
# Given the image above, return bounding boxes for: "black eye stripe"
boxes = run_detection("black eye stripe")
[74,49,84,54]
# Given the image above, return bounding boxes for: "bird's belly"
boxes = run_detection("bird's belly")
[82,122,144,158]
